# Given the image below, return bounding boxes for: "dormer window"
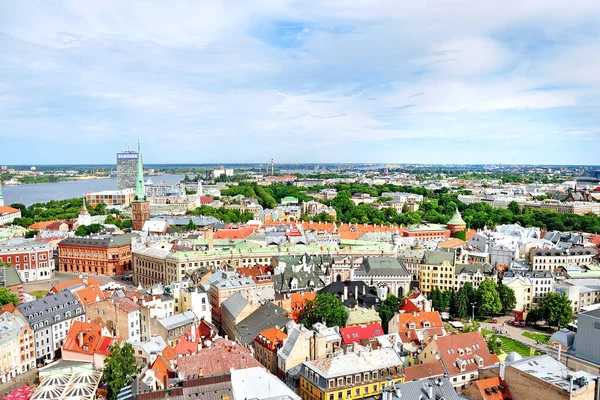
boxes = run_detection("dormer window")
[457,348,464,356]
[408,323,416,329]
[423,322,431,328]
[465,347,472,354]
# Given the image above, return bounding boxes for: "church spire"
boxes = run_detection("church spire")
[134,142,146,202]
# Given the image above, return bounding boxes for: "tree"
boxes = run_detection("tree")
[430,288,443,310]
[498,284,517,313]
[103,342,138,400]
[508,201,522,215]
[476,279,502,317]
[299,293,348,328]
[0,288,19,306]
[378,294,401,333]
[541,292,573,328]
[25,230,39,239]
[462,282,476,305]
[74,225,88,237]
[526,307,544,325]
[456,287,469,319]
[487,334,502,355]
[449,290,459,318]
[185,219,197,231]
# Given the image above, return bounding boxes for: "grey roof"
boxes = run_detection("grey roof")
[158,310,197,330]
[455,263,495,276]
[423,250,456,266]
[231,367,299,400]
[504,270,553,279]
[221,293,249,321]
[1,265,23,287]
[0,312,27,346]
[550,328,575,348]
[508,354,595,392]
[385,377,460,400]
[361,257,409,277]
[234,302,289,346]
[397,248,426,260]
[18,290,83,329]
[532,247,596,257]
[59,233,139,248]
[273,265,325,293]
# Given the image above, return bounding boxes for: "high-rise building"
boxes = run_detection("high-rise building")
[116,149,139,190]
[131,144,150,231]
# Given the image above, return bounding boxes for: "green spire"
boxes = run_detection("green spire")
[134,142,146,202]
[448,207,466,226]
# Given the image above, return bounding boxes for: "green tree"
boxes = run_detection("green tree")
[430,288,443,310]
[74,225,89,237]
[378,294,402,333]
[103,342,138,400]
[449,290,459,318]
[476,279,502,316]
[497,284,517,313]
[25,230,39,239]
[299,293,348,328]
[462,282,476,305]
[185,219,197,231]
[508,201,521,215]
[541,292,573,328]
[487,334,502,355]
[0,288,19,306]
[456,287,469,319]
[526,307,544,325]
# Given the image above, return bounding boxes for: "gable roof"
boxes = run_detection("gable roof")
[62,320,113,356]
[397,312,443,332]
[404,360,445,381]
[340,323,383,345]
[74,285,106,306]
[50,277,102,294]
[234,302,290,346]
[255,327,287,351]
[472,376,512,400]
[0,206,20,215]
[177,338,261,378]
[434,332,496,376]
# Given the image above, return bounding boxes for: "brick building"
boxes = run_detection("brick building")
[86,297,141,342]
[0,238,54,282]
[57,234,137,275]
[254,327,287,375]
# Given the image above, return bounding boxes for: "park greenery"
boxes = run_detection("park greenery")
[9,198,118,228]
[103,342,138,400]
[432,279,515,319]
[526,292,573,328]
[75,223,104,237]
[299,293,348,328]
[187,205,253,224]
[0,287,20,306]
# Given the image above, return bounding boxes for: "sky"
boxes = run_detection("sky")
[1,1,600,165]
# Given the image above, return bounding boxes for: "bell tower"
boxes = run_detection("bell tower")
[131,143,150,231]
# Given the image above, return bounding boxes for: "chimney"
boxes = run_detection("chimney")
[362,285,366,296]
[395,387,402,398]
[570,376,574,393]
[78,330,84,347]
[499,362,506,380]
[428,383,433,399]
[83,276,88,285]
[355,285,358,300]
[198,368,203,376]
[343,286,348,301]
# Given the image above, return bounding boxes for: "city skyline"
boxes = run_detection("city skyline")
[1,1,600,164]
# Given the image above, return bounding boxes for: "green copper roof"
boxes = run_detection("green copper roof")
[447,207,466,226]
[134,143,146,202]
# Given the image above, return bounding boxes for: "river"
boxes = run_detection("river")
[2,175,184,206]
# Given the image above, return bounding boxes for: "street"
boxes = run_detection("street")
[0,368,38,398]
[479,315,550,346]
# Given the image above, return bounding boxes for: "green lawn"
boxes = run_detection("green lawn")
[29,290,48,299]
[481,329,493,337]
[498,336,544,357]
[522,332,551,344]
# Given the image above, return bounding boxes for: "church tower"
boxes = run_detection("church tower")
[77,197,92,226]
[131,143,150,231]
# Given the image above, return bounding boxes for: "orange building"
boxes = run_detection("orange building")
[62,320,114,370]
[254,327,287,375]
[57,234,137,276]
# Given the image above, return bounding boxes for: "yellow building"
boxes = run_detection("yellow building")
[0,312,35,383]
[299,347,404,400]
[503,276,533,311]
[419,251,456,295]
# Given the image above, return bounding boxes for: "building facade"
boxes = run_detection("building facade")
[254,327,287,375]
[531,248,597,272]
[86,189,135,207]
[419,251,456,295]
[58,234,136,276]
[0,312,35,383]
[17,291,85,363]
[117,149,139,190]
[86,297,141,343]
[0,238,54,282]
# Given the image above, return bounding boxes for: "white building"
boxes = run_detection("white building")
[212,168,234,179]
[77,198,92,227]
[531,247,597,272]
[504,270,554,307]
[454,263,497,290]
[0,238,54,282]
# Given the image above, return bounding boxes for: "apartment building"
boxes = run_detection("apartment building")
[0,238,54,282]
[254,327,287,375]
[530,248,597,272]
[454,263,497,291]
[86,297,141,343]
[0,312,35,383]
[18,290,85,363]
[503,270,554,307]
[419,251,456,295]
[299,348,404,400]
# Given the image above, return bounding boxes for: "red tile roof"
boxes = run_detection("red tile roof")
[162,345,178,363]
[438,238,467,248]
[433,332,497,376]
[28,220,60,230]
[404,360,445,381]
[473,376,512,400]
[0,206,20,215]
[214,225,255,240]
[74,285,106,306]
[399,298,420,313]
[62,320,114,356]
[199,196,215,204]
[50,277,102,294]
[150,355,175,387]
[177,338,261,378]
[397,312,443,332]
[113,297,140,313]
[255,327,287,351]
[340,323,384,346]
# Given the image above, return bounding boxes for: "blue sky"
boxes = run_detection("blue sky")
[1,1,599,165]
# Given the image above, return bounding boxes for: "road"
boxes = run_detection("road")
[0,368,38,398]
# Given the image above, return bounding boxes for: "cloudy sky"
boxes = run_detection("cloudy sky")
[1,1,599,165]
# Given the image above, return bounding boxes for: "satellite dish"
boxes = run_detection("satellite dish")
[436,355,441,360]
